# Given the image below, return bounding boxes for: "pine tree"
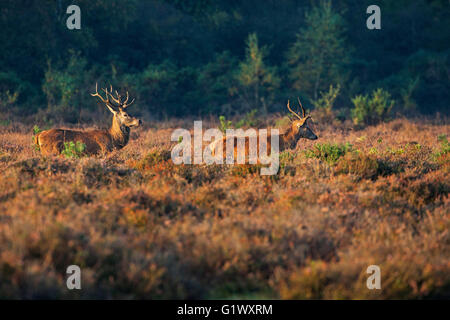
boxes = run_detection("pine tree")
[236,33,280,113]
[288,0,350,101]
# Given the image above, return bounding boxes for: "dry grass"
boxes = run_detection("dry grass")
[0,117,449,299]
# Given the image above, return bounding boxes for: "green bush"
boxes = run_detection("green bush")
[61,141,86,159]
[219,115,233,133]
[433,134,450,160]
[313,84,340,111]
[236,109,260,128]
[42,52,94,123]
[31,125,42,151]
[351,88,395,126]
[305,142,353,165]
[312,84,340,120]
[32,125,42,136]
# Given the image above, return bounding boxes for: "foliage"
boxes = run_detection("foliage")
[433,134,450,160]
[351,89,395,126]
[235,33,280,113]
[32,125,41,135]
[0,71,35,112]
[219,115,233,133]
[218,109,259,132]
[313,85,340,111]
[124,60,198,117]
[400,76,420,112]
[42,53,94,123]
[31,125,42,151]
[400,50,450,114]
[0,118,448,299]
[197,51,237,114]
[236,109,260,128]
[61,141,86,158]
[288,1,350,100]
[0,1,448,119]
[304,142,353,165]
[312,84,340,121]
[0,90,18,110]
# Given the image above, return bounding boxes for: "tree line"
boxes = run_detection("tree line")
[0,0,448,123]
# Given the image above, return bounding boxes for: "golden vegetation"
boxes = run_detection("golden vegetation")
[0,118,448,299]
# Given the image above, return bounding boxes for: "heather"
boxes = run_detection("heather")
[0,117,448,299]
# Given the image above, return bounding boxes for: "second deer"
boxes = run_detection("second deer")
[210,98,317,162]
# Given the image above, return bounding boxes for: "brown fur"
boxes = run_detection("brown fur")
[35,84,141,156]
[211,114,318,162]
[36,127,115,156]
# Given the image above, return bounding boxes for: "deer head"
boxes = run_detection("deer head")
[286,98,317,140]
[91,83,142,128]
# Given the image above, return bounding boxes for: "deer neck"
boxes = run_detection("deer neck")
[109,116,130,149]
[279,126,298,151]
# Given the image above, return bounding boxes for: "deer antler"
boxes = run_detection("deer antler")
[107,86,134,109]
[287,100,302,120]
[122,91,135,109]
[92,83,135,109]
[102,87,120,105]
[297,97,306,118]
[91,83,115,108]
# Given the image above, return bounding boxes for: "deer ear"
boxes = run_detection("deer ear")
[105,104,117,115]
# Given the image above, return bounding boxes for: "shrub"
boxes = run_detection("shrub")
[31,125,42,151]
[351,88,395,126]
[236,109,260,128]
[42,52,94,123]
[218,109,260,132]
[434,134,450,159]
[61,141,86,159]
[312,84,340,120]
[305,142,353,165]
[219,115,233,133]
[32,125,42,136]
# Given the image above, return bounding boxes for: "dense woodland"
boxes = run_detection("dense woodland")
[0,0,448,124]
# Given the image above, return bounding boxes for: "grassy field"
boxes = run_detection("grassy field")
[0,116,449,299]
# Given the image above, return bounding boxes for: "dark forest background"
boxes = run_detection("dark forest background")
[0,0,448,124]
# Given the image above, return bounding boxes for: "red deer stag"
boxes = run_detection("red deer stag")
[210,98,317,161]
[34,83,142,156]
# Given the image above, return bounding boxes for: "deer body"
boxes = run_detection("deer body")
[35,84,141,156]
[210,99,317,161]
